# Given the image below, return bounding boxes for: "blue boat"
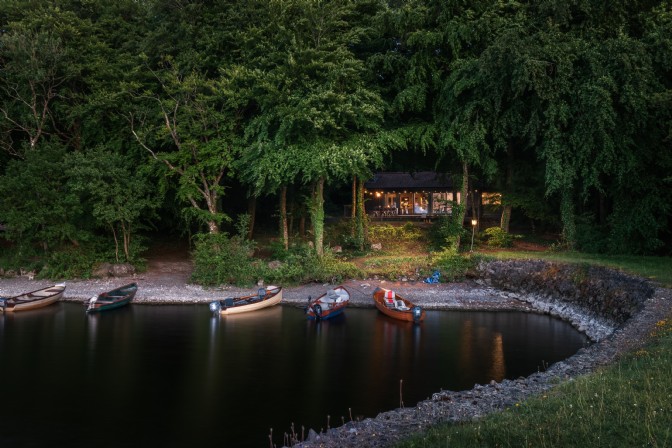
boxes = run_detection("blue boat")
[305,286,350,321]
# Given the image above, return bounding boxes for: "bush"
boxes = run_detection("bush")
[39,246,101,279]
[190,233,259,286]
[0,235,144,280]
[430,248,480,282]
[483,227,516,248]
[368,223,422,243]
[261,247,364,285]
[191,235,364,286]
[429,212,466,250]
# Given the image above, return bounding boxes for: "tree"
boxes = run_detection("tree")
[68,146,159,262]
[0,143,82,252]
[236,0,386,256]
[130,66,238,234]
[0,4,80,157]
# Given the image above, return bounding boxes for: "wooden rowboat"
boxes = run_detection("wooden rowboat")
[373,287,425,323]
[86,283,138,313]
[0,283,66,313]
[305,286,350,321]
[209,286,282,315]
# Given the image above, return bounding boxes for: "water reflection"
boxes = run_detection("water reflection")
[0,303,588,448]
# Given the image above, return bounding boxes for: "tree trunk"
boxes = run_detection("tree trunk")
[560,189,576,250]
[207,220,219,234]
[355,177,366,251]
[111,224,119,263]
[121,221,131,261]
[310,178,325,257]
[453,162,469,250]
[247,195,257,240]
[500,142,514,232]
[351,176,357,236]
[280,185,289,251]
[500,205,512,233]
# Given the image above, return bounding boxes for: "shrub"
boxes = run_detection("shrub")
[0,235,144,280]
[191,235,364,286]
[261,248,364,285]
[429,212,466,250]
[483,226,516,247]
[39,246,101,279]
[190,233,259,286]
[368,223,422,243]
[430,248,480,282]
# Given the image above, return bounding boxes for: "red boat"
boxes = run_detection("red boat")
[372,287,425,323]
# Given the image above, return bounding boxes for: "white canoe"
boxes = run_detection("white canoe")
[209,286,283,316]
[0,283,66,313]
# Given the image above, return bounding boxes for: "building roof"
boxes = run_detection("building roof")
[364,172,454,190]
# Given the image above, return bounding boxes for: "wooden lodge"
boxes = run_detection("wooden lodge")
[363,171,502,224]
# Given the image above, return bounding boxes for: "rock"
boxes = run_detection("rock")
[92,263,112,278]
[371,243,382,251]
[307,429,320,442]
[268,260,282,270]
[332,245,342,253]
[110,263,136,277]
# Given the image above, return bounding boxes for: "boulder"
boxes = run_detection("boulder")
[110,263,136,277]
[92,263,112,278]
[268,260,283,270]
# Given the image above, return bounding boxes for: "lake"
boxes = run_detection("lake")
[0,303,588,447]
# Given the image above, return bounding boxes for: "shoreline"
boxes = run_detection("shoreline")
[2,272,670,448]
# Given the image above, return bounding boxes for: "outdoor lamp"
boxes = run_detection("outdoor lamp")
[470,218,477,251]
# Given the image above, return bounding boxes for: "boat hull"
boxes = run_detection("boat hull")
[1,284,65,313]
[373,287,425,323]
[306,304,347,320]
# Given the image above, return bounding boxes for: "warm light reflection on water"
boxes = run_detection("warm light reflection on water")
[0,303,587,448]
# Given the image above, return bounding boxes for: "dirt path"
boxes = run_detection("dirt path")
[141,240,193,286]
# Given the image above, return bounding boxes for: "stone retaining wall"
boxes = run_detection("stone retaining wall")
[475,260,655,341]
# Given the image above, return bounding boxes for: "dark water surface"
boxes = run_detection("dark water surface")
[0,303,588,447]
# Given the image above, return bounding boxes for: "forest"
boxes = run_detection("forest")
[1,0,671,280]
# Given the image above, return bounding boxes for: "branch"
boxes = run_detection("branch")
[129,113,184,175]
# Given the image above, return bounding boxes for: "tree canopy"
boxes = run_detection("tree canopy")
[1,0,670,257]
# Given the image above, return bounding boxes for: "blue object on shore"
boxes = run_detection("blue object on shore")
[424,270,440,284]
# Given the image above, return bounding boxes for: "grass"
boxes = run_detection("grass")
[361,254,432,280]
[397,319,672,448]
[486,250,672,287]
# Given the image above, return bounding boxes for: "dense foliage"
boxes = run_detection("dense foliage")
[1,0,670,277]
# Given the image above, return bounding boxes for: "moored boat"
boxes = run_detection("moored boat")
[305,286,350,321]
[209,285,282,315]
[372,287,425,323]
[86,283,138,313]
[0,283,66,313]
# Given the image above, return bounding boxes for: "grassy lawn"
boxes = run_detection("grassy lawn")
[396,319,672,448]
